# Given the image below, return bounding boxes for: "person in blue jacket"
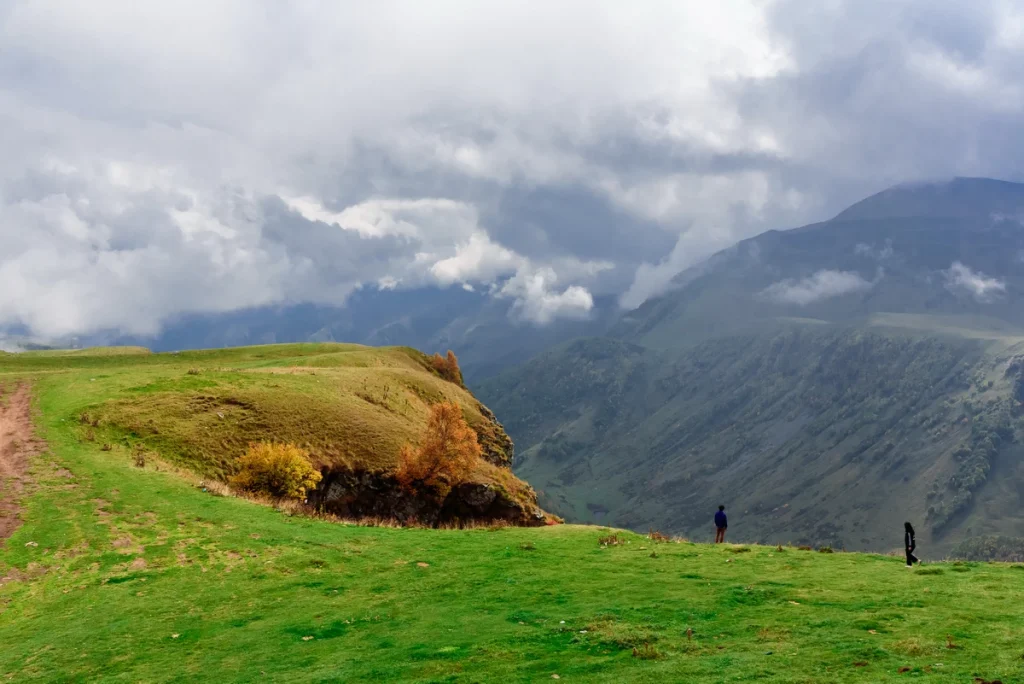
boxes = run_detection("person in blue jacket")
[714,505,728,543]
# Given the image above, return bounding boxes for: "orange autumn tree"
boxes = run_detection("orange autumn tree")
[430,350,464,386]
[396,401,481,497]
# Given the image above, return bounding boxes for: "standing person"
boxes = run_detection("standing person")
[714,505,728,543]
[904,522,919,567]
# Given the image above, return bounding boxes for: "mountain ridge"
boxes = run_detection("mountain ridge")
[480,177,1024,553]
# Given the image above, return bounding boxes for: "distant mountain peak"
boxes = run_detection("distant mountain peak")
[833,177,1024,222]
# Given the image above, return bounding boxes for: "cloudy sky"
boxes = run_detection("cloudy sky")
[2,0,1024,340]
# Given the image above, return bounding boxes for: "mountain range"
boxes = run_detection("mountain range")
[478,177,1024,554]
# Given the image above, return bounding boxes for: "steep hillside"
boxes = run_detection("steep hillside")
[2,343,543,527]
[478,179,1024,553]
[481,325,1024,552]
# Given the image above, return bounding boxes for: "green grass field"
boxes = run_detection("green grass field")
[2,346,1024,682]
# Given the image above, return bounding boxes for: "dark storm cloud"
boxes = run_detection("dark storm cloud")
[484,185,676,264]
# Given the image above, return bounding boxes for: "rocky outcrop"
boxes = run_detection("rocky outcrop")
[473,401,515,467]
[307,467,547,527]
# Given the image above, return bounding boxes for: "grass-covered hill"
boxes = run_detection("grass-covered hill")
[0,343,541,526]
[479,321,1024,555]
[2,343,1024,682]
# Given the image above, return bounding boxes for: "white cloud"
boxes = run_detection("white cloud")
[498,268,595,325]
[283,196,474,240]
[3,1,1024,337]
[430,233,521,286]
[762,270,874,306]
[944,262,1006,301]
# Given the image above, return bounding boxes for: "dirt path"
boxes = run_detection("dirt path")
[0,384,43,543]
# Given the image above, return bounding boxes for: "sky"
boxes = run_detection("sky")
[3,0,1024,341]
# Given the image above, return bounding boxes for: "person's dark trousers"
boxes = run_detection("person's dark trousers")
[906,550,919,566]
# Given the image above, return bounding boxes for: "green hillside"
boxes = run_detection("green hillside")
[0,343,539,527]
[1,357,1023,681]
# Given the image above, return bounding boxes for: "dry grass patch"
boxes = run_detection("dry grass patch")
[631,643,665,660]
[755,627,790,642]
[889,637,939,657]
[586,616,663,651]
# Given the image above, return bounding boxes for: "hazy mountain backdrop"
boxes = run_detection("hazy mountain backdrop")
[478,178,1024,553]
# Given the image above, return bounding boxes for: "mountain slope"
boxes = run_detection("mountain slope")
[482,325,1024,552]
[479,178,1024,552]
[615,178,1024,351]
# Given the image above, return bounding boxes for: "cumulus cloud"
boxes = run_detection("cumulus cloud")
[3,1,1024,337]
[498,268,595,325]
[762,270,875,306]
[944,262,1006,301]
[429,233,521,286]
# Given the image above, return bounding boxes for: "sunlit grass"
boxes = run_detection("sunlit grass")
[0,345,1022,682]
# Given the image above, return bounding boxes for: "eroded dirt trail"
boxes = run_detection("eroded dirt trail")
[0,384,43,543]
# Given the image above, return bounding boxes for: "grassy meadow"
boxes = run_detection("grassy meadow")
[1,345,1023,682]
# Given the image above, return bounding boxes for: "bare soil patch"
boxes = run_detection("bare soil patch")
[0,384,44,543]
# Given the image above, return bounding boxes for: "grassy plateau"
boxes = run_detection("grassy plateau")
[1,344,1023,682]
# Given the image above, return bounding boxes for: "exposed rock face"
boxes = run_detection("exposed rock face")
[473,401,515,467]
[308,468,546,527]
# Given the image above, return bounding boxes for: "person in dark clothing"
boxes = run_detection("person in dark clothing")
[904,521,919,567]
[714,505,728,543]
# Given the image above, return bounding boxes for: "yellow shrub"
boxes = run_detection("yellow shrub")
[230,442,322,499]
